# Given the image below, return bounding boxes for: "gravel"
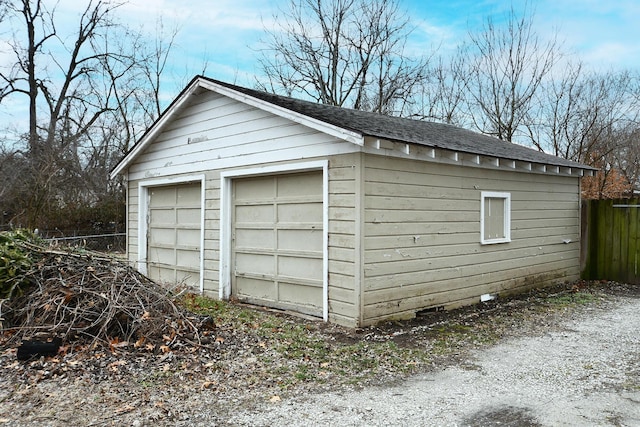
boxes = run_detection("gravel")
[228,296,640,427]
[0,284,638,427]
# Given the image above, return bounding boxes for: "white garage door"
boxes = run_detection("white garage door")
[232,172,324,316]
[147,182,201,289]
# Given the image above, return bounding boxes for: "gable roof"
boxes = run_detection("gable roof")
[111,75,595,178]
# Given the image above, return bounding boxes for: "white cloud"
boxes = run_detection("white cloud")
[122,0,274,32]
[531,0,640,71]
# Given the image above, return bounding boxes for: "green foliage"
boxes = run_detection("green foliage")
[0,230,37,299]
[545,292,598,307]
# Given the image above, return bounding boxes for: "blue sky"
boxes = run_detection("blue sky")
[5,0,640,91]
[0,0,638,134]
[121,0,639,101]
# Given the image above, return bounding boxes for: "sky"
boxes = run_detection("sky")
[0,0,638,137]
[117,0,639,89]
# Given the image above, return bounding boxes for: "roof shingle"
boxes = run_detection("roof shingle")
[207,76,592,170]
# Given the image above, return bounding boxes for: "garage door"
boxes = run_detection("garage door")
[147,182,201,289]
[232,172,324,316]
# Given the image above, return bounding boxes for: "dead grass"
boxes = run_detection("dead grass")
[175,280,636,389]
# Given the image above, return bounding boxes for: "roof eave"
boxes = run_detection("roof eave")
[362,136,598,177]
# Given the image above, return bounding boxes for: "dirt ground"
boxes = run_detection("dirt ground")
[0,281,638,426]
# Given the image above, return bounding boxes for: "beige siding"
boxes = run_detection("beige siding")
[126,180,138,265]
[361,154,581,325]
[202,173,220,296]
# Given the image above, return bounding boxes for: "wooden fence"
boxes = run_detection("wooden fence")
[581,198,640,284]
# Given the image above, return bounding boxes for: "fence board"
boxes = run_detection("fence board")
[630,204,639,282]
[582,198,640,284]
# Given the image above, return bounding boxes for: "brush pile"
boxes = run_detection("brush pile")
[0,230,211,351]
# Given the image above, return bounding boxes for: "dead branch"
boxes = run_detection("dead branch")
[2,241,211,351]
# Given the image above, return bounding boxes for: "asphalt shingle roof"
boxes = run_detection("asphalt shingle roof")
[206,76,592,171]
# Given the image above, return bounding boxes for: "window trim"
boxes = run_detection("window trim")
[480,191,511,245]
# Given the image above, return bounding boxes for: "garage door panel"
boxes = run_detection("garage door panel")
[149,247,175,264]
[278,256,322,281]
[177,249,200,267]
[149,227,176,245]
[176,185,201,204]
[277,173,322,197]
[278,229,322,252]
[235,252,274,276]
[176,229,200,246]
[235,229,275,250]
[236,277,276,300]
[278,282,322,308]
[177,207,201,224]
[149,187,176,206]
[278,202,323,222]
[236,204,274,222]
[148,266,175,283]
[235,177,275,200]
[175,269,199,284]
[150,208,175,223]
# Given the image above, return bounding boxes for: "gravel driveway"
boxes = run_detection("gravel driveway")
[228,296,640,427]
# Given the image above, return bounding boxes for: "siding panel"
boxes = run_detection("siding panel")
[361,153,581,325]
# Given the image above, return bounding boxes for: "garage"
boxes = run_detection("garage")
[112,76,593,327]
[147,182,202,289]
[231,171,324,316]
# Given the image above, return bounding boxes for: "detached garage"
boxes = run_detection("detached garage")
[111,76,595,327]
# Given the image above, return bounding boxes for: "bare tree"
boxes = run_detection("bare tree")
[461,6,560,142]
[527,64,637,162]
[257,0,429,115]
[0,144,27,228]
[133,17,180,124]
[525,63,639,198]
[411,51,468,125]
[0,0,176,229]
[0,0,8,24]
[0,0,125,226]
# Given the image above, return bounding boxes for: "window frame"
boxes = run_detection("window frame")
[480,191,511,245]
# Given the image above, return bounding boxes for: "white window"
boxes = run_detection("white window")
[481,191,511,244]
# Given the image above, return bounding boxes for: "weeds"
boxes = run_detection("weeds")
[545,292,598,307]
[0,229,38,299]
[177,283,619,389]
[180,294,432,386]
